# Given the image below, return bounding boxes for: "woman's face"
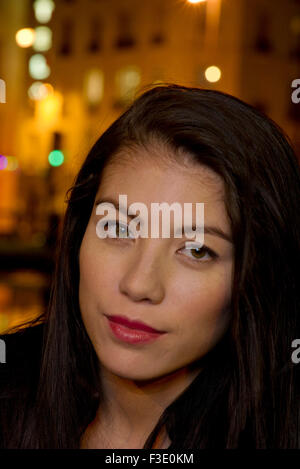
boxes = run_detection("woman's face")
[79,145,234,381]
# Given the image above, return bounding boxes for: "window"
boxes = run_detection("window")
[290,15,300,60]
[151,32,165,45]
[150,3,167,45]
[115,11,136,49]
[84,68,104,110]
[87,18,102,53]
[114,65,141,107]
[290,37,300,60]
[254,14,273,53]
[59,19,73,56]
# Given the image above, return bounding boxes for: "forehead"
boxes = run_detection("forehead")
[95,144,230,235]
[98,144,225,205]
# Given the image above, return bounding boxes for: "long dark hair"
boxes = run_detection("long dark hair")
[1,83,300,448]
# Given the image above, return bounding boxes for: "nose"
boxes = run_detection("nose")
[118,241,166,304]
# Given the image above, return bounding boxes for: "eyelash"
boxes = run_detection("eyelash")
[178,244,218,263]
[104,221,218,263]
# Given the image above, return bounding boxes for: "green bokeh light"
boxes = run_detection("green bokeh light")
[48,149,64,167]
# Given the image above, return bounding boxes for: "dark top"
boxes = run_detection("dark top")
[0,324,44,448]
[0,323,44,367]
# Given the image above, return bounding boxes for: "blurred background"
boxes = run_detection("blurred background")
[0,0,299,333]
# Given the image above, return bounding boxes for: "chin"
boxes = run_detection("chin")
[99,355,175,382]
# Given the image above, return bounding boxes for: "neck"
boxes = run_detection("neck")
[84,365,201,448]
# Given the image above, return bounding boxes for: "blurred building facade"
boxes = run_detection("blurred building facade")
[2,0,300,221]
[0,0,300,330]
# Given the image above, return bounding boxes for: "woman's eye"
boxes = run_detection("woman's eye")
[179,244,217,263]
[106,221,135,239]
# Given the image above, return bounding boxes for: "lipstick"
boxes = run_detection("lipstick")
[105,315,166,344]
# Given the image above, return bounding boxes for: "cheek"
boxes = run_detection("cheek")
[79,234,120,312]
[172,265,232,334]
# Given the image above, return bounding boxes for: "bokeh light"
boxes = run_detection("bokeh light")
[187,0,206,4]
[0,155,18,171]
[115,65,141,104]
[48,150,64,167]
[205,66,222,83]
[29,54,51,80]
[84,69,104,105]
[0,155,8,170]
[33,0,55,24]
[6,156,19,171]
[15,28,35,48]
[33,26,52,52]
[43,83,54,95]
[28,82,54,100]
[36,91,62,124]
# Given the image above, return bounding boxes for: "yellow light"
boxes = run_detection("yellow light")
[205,66,222,83]
[115,66,141,104]
[43,83,54,95]
[36,91,63,125]
[6,156,19,171]
[84,69,104,105]
[15,28,35,48]
[187,0,206,4]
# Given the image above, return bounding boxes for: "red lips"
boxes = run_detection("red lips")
[106,315,164,334]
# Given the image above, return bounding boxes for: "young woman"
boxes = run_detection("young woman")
[0,83,299,449]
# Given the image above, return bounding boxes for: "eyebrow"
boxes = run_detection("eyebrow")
[94,197,233,244]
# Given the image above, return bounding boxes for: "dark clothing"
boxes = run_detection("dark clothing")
[0,324,44,447]
[0,323,44,369]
